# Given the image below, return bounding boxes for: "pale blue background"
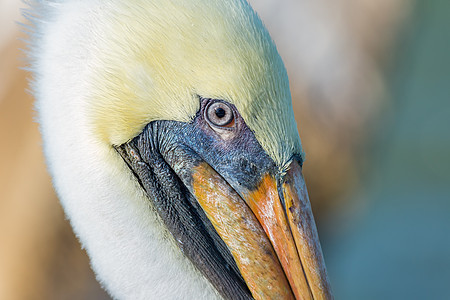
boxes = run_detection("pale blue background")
[324,1,450,298]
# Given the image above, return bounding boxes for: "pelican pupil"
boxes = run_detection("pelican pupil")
[215,108,226,118]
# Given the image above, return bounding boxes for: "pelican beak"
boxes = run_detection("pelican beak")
[191,159,332,300]
[116,99,332,299]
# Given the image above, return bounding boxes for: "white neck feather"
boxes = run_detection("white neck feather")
[31,1,220,298]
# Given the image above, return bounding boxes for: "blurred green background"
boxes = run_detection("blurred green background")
[326,0,450,298]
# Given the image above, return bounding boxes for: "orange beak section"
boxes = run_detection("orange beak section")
[282,160,332,299]
[192,162,294,299]
[192,160,332,300]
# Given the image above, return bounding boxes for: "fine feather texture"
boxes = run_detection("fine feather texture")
[26,0,303,298]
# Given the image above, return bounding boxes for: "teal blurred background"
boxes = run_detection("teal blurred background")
[325,0,450,298]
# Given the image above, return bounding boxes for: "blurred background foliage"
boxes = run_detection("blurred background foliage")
[0,0,448,299]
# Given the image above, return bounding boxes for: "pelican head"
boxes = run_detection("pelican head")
[28,0,332,299]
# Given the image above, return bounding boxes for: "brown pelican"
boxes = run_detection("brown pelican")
[26,0,332,298]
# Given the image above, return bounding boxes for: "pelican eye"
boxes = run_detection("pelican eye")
[205,101,234,127]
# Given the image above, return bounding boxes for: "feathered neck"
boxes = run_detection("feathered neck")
[28,1,221,298]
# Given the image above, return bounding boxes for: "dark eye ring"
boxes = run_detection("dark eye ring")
[205,101,234,127]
